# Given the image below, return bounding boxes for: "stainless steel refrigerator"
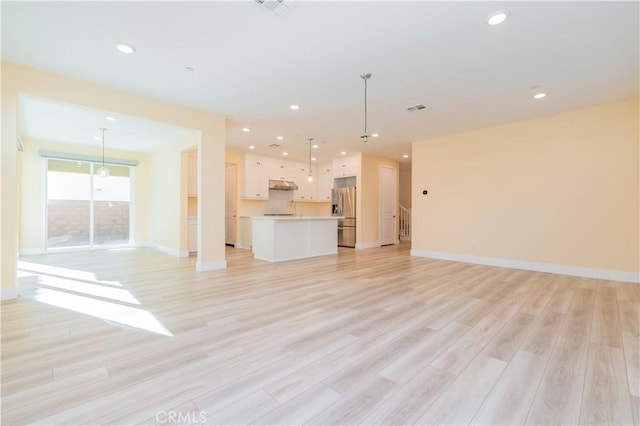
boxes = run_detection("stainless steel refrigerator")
[332,187,356,247]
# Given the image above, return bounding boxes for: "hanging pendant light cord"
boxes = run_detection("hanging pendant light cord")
[363,77,368,136]
[360,73,371,142]
[101,128,106,167]
[97,128,109,177]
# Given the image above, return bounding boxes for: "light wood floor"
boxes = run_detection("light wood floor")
[2,243,638,425]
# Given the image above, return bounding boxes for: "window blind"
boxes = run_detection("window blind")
[39,150,139,167]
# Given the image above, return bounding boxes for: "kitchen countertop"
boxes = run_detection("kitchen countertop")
[251,216,343,220]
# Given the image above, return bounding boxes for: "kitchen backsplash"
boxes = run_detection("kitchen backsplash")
[264,189,294,215]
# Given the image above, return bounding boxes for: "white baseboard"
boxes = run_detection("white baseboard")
[150,243,189,258]
[196,260,227,271]
[410,250,640,283]
[234,243,252,250]
[1,286,19,301]
[19,248,44,256]
[355,242,380,250]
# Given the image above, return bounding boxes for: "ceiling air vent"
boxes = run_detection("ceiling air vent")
[407,104,427,112]
[254,0,291,16]
[268,143,281,148]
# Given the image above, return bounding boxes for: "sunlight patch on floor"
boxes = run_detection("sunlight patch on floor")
[18,261,123,287]
[34,287,173,337]
[37,275,140,305]
[18,260,172,337]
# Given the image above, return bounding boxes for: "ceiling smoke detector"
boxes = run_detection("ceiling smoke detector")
[407,105,427,112]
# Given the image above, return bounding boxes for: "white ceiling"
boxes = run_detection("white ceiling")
[3,1,638,167]
[19,97,191,153]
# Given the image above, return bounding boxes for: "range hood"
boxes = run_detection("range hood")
[269,179,298,190]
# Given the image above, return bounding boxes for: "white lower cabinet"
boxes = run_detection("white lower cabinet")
[188,217,197,253]
[251,217,339,262]
[238,217,252,250]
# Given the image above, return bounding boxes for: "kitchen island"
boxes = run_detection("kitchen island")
[251,216,342,262]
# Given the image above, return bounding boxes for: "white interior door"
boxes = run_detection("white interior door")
[379,166,397,246]
[225,163,237,245]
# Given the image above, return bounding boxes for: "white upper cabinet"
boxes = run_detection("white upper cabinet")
[268,158,291,181]
[317,163,333,202]
[293,164,316,201]
[333,156,357,177]
[241,154,336,202]
[241,154,269,199]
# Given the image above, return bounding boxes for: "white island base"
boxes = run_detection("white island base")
[251,216,342,262]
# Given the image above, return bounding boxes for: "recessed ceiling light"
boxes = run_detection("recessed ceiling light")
[340,151,347,155]
[372,133,379,138]
[106,116,116,121]
[533,92,547,99]
[403,154,409,158]
[94,136,101,141]
[312,144,319,149]
[290,104,300,110]
[242,127,251,132]
[276,136,284,140]
[487,11,509,26]
[249,145,255,150]
[116,44,135,54]
[311,157,317,161]
[283,152,289,156]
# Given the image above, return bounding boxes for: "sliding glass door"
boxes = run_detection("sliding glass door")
[46,159,132,250]
[94,164,131,246]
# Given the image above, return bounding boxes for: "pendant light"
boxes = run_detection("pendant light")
[307,137,314,182]
[96,127,110,177]
[360,73,372,142]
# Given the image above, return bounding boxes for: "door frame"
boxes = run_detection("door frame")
[225,163,237,246]
[378,165,398,246]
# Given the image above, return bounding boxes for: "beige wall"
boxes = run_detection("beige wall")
[17,139,150,252]
[1,63,19,299]
[399,169,412,208]
[1,62,226,299]
[412,99,639,277]
[188,197,198,216]
[357,153,400,247]
[147,131,199,254]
